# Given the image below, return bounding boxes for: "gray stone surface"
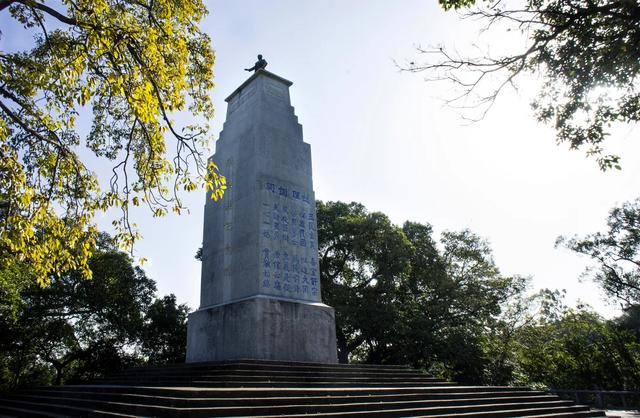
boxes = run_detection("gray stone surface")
[186,296,337,363]
[186,69,337,363]
[606,411,640,418]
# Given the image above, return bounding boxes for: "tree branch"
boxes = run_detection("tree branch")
[15,0,80,26]
[0,97,70,158]
[0,0,16,12]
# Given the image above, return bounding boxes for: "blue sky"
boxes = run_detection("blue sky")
[3,1,639,317]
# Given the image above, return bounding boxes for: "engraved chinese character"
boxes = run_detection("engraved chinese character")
[278,187,288,197]
[265,182,276,192]
[273,251,281,270]
[274,281,282,291]
[292,190,300,199]
[262,204,271,224]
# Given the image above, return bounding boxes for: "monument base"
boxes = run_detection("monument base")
[186,296,338,363]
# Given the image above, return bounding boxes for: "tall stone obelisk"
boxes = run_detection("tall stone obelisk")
[186,69,338,363]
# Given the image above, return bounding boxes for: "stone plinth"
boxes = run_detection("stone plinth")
[186,296,337,363]
[186,69,337,363]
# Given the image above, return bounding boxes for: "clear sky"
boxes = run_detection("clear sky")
[3,1,639,317]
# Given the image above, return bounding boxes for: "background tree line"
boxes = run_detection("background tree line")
[2,199,638,391]
[318,200,640,389]
[0,233,189,390]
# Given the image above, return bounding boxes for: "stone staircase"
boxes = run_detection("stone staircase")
[0,360,607,417]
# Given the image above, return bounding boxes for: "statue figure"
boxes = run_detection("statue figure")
[245,54,268,73]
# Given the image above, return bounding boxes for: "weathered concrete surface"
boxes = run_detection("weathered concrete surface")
[186,70,337,363]
[199,70,320,306]
[186,296,338,363]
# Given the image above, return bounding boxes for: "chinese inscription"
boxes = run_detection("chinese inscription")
[260,178,319,300]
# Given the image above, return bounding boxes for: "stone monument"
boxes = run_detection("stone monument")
[186,68,338,363]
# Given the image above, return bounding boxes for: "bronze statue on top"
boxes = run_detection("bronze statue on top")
[245,54,268,72]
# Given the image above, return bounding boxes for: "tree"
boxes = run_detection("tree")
[515,305,640,390]
[479,285,640,391]
[481,286,568,386]
[406,0,640,170]
[616,303,640,335]
[400,226,517,383]
[0,233,156,387]
[317,201,518,383]
[141,294,190,365]
[0,0,226,287]
[558,198,640,307]
[317,201,412,363]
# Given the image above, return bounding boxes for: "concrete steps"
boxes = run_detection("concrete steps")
[0,360,607,417]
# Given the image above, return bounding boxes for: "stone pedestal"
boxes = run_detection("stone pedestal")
[186,296,337,363]
[186,69,337,363]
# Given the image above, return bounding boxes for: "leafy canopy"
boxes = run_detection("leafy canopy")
[0,0,226,286]
[141,294,190,365]
[558,198,640,307]
[0,233,191,388]
[408,0,640,169]
[317,201,517,382]
[316,200,639,389]
[495,294,640,390]
[0,234,157,387]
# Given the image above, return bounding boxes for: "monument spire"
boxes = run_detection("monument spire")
[186,68,338,363]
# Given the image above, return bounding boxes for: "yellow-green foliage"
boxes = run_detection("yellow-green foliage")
[0,0,226,286]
